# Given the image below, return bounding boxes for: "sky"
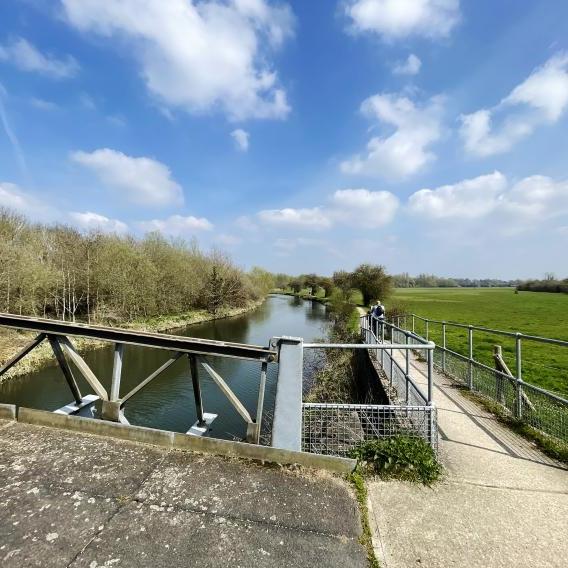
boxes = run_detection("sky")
[0,0,567,279]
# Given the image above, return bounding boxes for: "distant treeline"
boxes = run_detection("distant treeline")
[517,278,568,294]
[0,209,273,323]
[273,264,392,306]
[392,273,521,288]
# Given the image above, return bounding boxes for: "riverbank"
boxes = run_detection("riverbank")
[0,298,265,383]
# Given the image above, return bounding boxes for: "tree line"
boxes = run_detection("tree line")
[392,273,521,288]
[0,209,273,323]
[273,263,393,306]
[517,274,568,294]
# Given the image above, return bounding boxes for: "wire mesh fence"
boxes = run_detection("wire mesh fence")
[433,345,568,443]
[302,403,437,457]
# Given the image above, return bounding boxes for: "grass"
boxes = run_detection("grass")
[350,436,443,485]
[390,287,568,396]
[349,471,380,568]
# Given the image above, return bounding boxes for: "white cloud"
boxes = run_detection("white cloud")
[503,176,568,221]
[69,211,128,233]
[408,171,568,227]
[231,129,250,152]
[0,37,78,79]
[274,237,327,253]
[408,172,506,219]
[0,182,56,220]
[257,188,399,230]
[331,189,399,227]
[138,214,213,236]
[215,233,242,246]
[393,53,421,76]
[346,0,460,40]
[258,207,332,229]
[61,0,293,121]
[71,148,183,207]
[341,93,444,179]
[460,53,568,157]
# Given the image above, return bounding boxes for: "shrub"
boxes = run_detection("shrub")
[350,435,442,484]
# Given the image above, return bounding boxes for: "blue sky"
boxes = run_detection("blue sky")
[1,0,567,279]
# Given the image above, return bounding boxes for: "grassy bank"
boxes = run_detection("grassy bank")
[389,287,568,396]
[0,299,264,383]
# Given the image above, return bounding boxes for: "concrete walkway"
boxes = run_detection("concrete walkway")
[0,419,367,567]
[368,349,568,568]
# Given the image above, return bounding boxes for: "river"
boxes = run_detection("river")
[0,295,329,441]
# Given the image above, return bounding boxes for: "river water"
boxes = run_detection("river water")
[0,295,329,440]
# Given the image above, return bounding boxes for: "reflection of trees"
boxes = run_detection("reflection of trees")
[306,300,326,321]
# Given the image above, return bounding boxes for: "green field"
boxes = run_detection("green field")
[389,288,568,396]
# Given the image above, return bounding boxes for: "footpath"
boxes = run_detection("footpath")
[368,348,568,568]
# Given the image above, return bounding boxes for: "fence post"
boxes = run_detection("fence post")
[468,326,474,390]
[442,322,446,373]
[427,345,434,405]
[412,315,415,333]
[425,320,429,341]
[515,333,523,420]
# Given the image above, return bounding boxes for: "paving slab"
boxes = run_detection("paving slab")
[0,422,367,567]
[368,348,568,568]
[1,486,117,568]
[136,450,361,536]
[0,423,166,497]
[69,500,367,568]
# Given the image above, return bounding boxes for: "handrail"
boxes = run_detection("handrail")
[400,313,568,347]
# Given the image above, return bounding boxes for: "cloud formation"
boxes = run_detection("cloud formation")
[346,0,460,40]
[138,214,213,235]
[61,0,293,121]
[393,53,422,76]
[0,37,78,79]
[70,211,128,233]
[231,129,250,152]
[460,53,568,157]
[408,171,568,226]
[341,93,444,179]
[257,188,399,230]
[71,148,183,207]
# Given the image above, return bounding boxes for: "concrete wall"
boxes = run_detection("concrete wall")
[14,407,356,475]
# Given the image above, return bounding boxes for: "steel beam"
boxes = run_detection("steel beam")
[0,333,46,377]
[0,312,276,362]
[48,336,82,405]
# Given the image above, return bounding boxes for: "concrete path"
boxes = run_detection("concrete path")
[368,349,568,568]
[0,419,367,567]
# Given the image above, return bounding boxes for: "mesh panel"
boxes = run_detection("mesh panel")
[302,403,437,457]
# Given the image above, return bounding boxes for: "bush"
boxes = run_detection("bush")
[350,436,442,484]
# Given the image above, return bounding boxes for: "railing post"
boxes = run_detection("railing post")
[442,322,446,373]
[188,354,205,425]
[271,337,303,451]
[468,326,474,390]
[405,332,410,404]
[102,343,124,422]
[515,334,523,419]
[427,346,434,405]
[253,361,268,444]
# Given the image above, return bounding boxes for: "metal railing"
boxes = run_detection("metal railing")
[300,318,438,456]
[391,313,568,443]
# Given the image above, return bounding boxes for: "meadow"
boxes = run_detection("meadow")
[389,288,568,396]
